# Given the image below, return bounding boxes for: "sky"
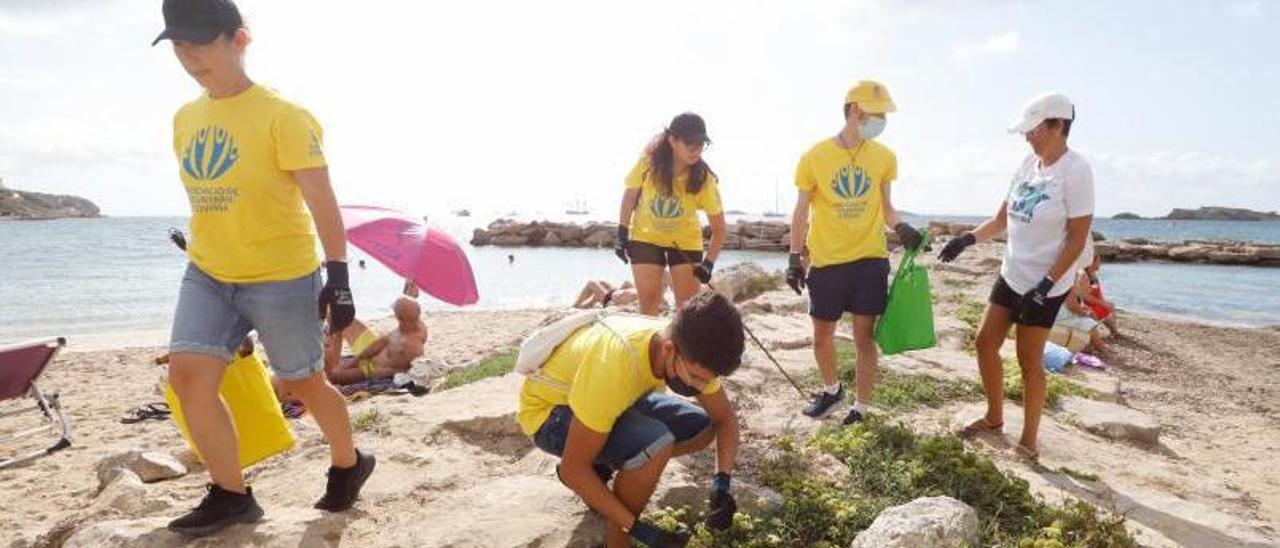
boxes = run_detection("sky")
[1,0,1277,219]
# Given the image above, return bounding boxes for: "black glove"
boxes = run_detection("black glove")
[168,228,187,251]
[1021,276,1056,310]
[318,261,355,335]
[629,520,691,548]
[938,232,976,263]
[614,226,630,264]
[705,472,736,531]
[893,222,923,252]
[693,260,714,284]
[785,253,806,295]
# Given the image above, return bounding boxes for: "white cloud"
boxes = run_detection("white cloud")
[1228,0,1264,19]
[950,31,1020,62]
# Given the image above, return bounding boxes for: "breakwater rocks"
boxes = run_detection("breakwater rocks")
[470,219,1278,267]
[471,219,802,251]
[1096,238,1280,267]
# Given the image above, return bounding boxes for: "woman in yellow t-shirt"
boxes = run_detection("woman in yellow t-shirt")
[614,113,727,316]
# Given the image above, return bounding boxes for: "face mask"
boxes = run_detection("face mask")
[667,373,702,397]
[859,116,887,140]
[665,354,702,397]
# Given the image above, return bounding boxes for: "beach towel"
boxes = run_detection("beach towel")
[1043,341,1072,373]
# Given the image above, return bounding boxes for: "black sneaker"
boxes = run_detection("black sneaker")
[314,449,376,512]
[555,463,615,487]
[842,407,867,425]
[802,385,844,418]
[167,484,264,536]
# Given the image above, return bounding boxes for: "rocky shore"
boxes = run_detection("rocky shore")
[470,219,1280,267]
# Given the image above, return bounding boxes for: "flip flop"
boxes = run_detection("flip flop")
[121,402,171,424]
[1013,444,1040,462]
[959,417,1004,438]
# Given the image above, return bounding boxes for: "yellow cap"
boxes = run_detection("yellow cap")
[844,80,897,114]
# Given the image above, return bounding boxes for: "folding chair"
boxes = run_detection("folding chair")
[0,337,73,470]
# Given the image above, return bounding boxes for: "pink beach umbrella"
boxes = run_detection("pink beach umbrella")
[339,205,479,306]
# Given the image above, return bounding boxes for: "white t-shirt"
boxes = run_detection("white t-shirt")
[1001,150,1095,297]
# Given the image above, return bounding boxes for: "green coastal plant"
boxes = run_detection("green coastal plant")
[351,407,390,435]
[652,419,1136,547]
[438,349,518,390]
[1001,357,1097,408]
[809,340,984,411]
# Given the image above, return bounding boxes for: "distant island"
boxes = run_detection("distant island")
[1164,207,1279,221]
[1110,207,1278,222]
[0,179,100,220]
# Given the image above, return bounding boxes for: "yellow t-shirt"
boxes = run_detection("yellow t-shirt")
[795,138,898,268]
[625,156,724,252]
[172,84,326,283]
[516,315,723,436]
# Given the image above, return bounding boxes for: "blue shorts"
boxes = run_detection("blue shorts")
[533,392,712,472]
[807,257,890,321]
[169,263,324,381]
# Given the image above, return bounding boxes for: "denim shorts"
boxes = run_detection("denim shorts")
[169,263,324,381]
[533,392,712,472]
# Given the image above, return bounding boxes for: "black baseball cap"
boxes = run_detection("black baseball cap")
[151,0,243,46]
[668,113,711,145]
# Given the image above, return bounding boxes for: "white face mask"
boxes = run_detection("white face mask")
[859,115,887,140]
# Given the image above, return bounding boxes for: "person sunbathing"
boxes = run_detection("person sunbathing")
[574,280,640,309]
[1055,268,1109,354]
[325,295,428,385]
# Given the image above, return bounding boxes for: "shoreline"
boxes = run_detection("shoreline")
[37,294,1279,356]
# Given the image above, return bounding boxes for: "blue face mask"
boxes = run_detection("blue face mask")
[859,116,887,140]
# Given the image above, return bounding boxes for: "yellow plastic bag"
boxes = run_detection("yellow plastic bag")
[165,352,295,468]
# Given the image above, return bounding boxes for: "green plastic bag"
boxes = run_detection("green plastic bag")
[874,230,936,355]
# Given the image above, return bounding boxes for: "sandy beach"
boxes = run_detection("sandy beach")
[2,242,1278,547]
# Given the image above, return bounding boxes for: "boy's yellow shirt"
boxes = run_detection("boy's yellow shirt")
[517,315,722,436]
[795,138,898,268]
[173,84,326,283]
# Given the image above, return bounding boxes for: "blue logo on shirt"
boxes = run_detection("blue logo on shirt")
[1009,180,1050,222]
[649,195,685,219]
[831,166,871,200]
[182,126,239,181]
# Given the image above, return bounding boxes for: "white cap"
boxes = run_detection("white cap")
[1007,92,1075,134]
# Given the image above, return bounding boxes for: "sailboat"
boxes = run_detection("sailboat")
[566,195,589,216]
[763,179,785,218]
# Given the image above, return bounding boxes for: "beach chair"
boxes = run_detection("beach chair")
[0,337,73,470]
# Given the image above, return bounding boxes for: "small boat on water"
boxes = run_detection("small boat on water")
[452,209,471,217]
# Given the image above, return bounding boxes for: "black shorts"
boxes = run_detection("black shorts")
[989,276,1068,329]
[627,241,703,266]
[806,258,890,321]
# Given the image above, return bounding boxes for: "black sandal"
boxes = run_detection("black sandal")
[121,402,171,424]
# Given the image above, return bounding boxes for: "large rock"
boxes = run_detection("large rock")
[488,234,530,246]
[1167,245,1210,262]
[850,496,980,548]
[95,451,187,491]
[581,229,615,247]
[710,263,781,303]
[1059,397,1160,444]
[90,470,148,514]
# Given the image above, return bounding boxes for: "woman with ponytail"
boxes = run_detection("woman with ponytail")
[615,113,727,316]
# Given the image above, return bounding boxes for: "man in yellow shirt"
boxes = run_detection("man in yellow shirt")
[154,0,372,536]
[517,291,745,547]
[787,81,924,425]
